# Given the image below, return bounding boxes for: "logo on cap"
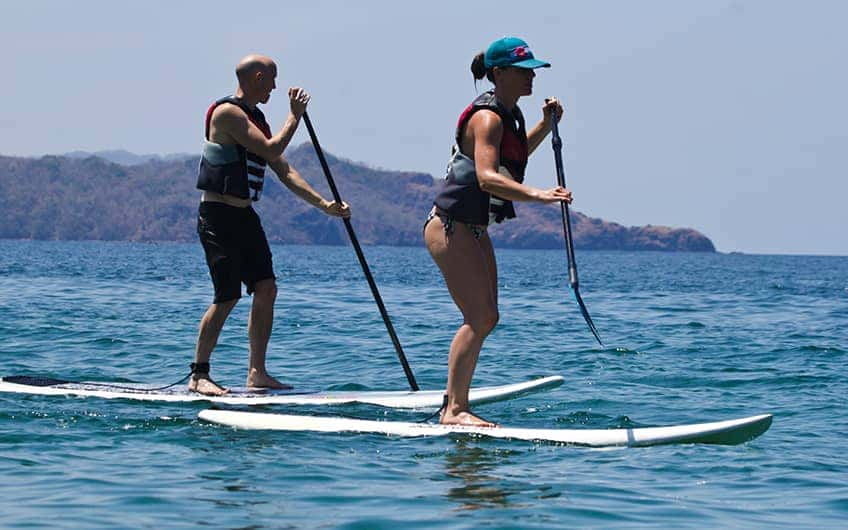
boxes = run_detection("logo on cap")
[510,46,531,59]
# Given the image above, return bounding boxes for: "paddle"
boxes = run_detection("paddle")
[301,111,420,390]
[548,105,604,346]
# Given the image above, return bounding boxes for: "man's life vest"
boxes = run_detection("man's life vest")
[196,96,271,201]
[433,90,529,226]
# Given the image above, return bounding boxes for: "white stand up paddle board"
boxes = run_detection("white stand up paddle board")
[0,375,563,408]
[197,409,773,447]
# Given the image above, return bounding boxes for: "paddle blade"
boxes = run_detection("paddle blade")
[573,288,604,347]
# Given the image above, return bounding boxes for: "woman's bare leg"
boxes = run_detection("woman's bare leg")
[425,216,498,427]
[478,231,498,306]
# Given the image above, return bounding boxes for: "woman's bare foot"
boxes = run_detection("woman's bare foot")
[188,375,229,396]
[441,409,498,428]
[246,369,293,390]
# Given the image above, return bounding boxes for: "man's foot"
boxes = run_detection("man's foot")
[441,409,498,428]
[246,369,293,390]
[188,375,229,396]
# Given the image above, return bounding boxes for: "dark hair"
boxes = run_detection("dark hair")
[471,52,495,83]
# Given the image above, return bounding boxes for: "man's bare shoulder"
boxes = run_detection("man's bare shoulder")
[209,103,249,143]
[211,102,249,127]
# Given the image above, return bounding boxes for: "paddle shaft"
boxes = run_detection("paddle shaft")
[551,117,580,289]
[302,112,419,391]
[549,107,603,346]
[549,115,580,290]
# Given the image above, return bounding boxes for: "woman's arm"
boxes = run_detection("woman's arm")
[469,110,572,204]
[526,97,563,155]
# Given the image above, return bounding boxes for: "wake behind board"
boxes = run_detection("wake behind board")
[0,375,563,409]
[198,409,773,447]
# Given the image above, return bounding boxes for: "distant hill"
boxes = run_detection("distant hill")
[0,145,715,251]
[63,150,193,166]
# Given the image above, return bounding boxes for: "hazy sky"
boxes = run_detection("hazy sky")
[2,1,846,255]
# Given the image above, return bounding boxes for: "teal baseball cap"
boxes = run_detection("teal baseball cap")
[484,37,551,69]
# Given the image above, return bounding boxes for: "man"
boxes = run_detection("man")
[191,54,350,396]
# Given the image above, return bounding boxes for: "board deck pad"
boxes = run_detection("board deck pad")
[0,375,564,408]
[197,409,773,447]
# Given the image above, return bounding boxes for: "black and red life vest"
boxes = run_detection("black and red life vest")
[196,96,271,201]
[433,90,528,225]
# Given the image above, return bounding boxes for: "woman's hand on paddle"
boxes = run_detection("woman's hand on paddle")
[537,186,572,204]
[321,199,351,218]
[289,87,310,118]
[543,97,564,123]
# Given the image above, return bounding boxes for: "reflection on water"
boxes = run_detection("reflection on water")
[443,440,565,513]
[443,442,523,511]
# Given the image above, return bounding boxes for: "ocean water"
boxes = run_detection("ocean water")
[0,240,845,529]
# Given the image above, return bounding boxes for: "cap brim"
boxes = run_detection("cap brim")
[512,58,551,69]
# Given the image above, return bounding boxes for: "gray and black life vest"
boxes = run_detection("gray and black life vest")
[433,90,529,226]
[196,96,271,201]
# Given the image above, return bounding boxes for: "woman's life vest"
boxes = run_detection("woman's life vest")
[433,90,529,225]
[196,96,271,201]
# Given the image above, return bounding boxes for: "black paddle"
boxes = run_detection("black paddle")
[301,111,420,390]
[548,105,604,346]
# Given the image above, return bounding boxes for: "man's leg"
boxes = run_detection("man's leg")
[246,278,290,389]
[195,201,244,395]
[190,298,238,395]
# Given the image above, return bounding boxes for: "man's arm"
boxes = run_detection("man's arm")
[268,157,351,218]
[212,88,310,162]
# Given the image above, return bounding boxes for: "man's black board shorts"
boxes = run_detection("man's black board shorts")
[197,201,275,303]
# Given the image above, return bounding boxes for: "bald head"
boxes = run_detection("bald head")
[236,55,276,84]
[234,55,278,105]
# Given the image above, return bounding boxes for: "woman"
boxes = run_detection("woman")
[425,37,572,427]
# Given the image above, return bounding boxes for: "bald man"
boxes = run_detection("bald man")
[191,54,350,396]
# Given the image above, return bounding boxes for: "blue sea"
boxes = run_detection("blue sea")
[0,240,845,529]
